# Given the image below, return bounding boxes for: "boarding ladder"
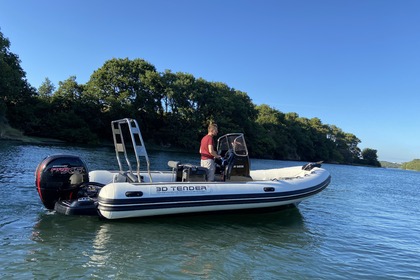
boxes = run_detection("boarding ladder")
[111,118,152,182]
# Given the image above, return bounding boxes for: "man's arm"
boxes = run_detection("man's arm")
[208,145,220,158]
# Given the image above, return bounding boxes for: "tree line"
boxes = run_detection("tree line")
[381,159,420,171]
[0,29,380,166]
[401,159,420,171]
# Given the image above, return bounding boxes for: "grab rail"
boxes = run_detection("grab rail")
[111,118,152,182]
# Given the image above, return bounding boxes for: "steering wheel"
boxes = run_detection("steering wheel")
[225,149,233,158]
[222,149,234,165]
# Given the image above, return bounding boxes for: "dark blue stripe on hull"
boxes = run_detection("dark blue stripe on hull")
[98,176,330,212]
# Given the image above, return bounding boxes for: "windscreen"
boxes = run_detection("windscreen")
[217,134,248,157]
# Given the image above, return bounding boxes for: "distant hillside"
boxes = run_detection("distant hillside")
[380,161,402,169]
[401,159,420,171]
[380,160,420,172]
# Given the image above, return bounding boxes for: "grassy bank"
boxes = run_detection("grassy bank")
[0,122,23,139]
[0,122,65,144]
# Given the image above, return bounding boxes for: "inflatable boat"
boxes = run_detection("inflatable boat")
[35,118,331,219]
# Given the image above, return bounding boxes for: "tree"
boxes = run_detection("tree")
[85,58,161,139]
[159,71,200,147]
[361,148,381,167]
[38,77,55,99]
[0,29,36,131]
[31,76,99,143]
[253,105,292,159]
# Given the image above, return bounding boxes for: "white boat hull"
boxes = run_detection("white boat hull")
[95,166,331,219]
[35,119,331,220]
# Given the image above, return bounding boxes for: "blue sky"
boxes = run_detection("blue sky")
[1,0,419,162]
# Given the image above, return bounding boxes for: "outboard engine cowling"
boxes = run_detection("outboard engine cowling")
[35,155,89,210]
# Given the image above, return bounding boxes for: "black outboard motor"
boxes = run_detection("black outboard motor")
[35,155,89,210]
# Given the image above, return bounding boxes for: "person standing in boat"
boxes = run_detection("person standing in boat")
[200,123,221,181]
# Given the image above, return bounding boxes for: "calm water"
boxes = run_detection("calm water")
[0,141,419,279]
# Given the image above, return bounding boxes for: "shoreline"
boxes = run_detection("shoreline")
[0,135,66,145]
[2,130,405,170]
[0,134,192,154]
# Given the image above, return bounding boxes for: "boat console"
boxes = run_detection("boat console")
[168,161,208,182]
[216,133,252,181]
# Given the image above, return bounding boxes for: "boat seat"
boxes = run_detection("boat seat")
[168,161,207,182]
[89,170,115,185]
[168,161,180,169]
[89,170,144,184]
[124,172,138,183]
[108,171,143,183]
[181,164,207,182]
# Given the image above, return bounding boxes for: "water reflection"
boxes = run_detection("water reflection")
[29,208,314,278]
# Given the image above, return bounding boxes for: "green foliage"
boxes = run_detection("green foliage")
[0,121,23,138]
[84,58,162,139]
[0,28,382,166]
[402,159,420,171]
[380,161,402,169]
[38,77,55,99]
[253,105,293,159]
[0,28,36,127]
[360,148,381,167]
